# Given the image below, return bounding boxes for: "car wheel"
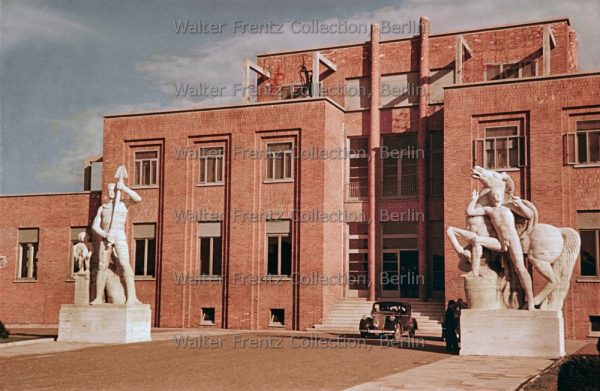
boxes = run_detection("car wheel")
[360,331,368,338]
[409,329,415,338]
[394,323,403,342]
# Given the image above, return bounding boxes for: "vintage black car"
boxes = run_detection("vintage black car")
[359,301,417,340]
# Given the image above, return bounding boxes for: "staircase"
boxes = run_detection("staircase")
[308,298,444,337]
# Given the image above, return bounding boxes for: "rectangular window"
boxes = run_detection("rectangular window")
[270,309,285,327]
[429,131,443,197]
[382,134,418,198]
[348,223,368,290]
[266,142,293,181]
[134,224,156,277]
[567,121,600,165]
[69,227,90,277]
[18,229,39,280]
[201,308,216,325]
[266,221,292,276]
[134,151,158,187]
[198,147,224,185]
[429,68,454,103]
[474,126,526,169]
[578,211,600,278]
[485,61,536,80]
[198,222,222,276]
[347,137,369,200]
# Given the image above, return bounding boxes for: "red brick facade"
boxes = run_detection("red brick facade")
[0,17,598,338]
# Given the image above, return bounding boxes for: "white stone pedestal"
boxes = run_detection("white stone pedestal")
[58,304,151,344]
[460,309,565,358]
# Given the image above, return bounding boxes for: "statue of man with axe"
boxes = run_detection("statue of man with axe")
[90,165,142,305]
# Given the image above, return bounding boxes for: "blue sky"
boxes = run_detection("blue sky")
[1,0,599,194]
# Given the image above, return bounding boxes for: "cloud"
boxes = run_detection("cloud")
[136,0,600,105]
[35,103,161,187]
[1,1,99,48]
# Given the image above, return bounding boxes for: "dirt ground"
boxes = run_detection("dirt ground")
[0,332,449,391]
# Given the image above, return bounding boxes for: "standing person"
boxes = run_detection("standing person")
[444,300,458,352]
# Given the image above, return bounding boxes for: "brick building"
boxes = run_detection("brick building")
[0,17,598,339]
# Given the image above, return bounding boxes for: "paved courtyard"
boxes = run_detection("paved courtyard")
[0,329,589,391]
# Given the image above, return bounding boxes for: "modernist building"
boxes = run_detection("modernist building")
[1,17,599,339]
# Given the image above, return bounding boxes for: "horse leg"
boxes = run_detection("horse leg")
[529,256,558,307]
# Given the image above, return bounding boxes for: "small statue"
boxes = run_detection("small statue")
[72,232,92,274]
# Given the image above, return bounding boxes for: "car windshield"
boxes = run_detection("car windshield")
[373,303,407,314]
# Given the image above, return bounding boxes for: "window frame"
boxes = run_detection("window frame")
[198,147,225,186]
[265,142,294,183]
[16,228,39,281]
[566,121,600,166]
[473,125,527,170]
[134,150,159,188]
[484,61,537,81]
[381,135,418,199]
[347,137,369,201]
[579,229,600,278]
[133,224,156,279]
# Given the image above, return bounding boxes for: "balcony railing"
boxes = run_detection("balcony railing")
[347,180,368,200]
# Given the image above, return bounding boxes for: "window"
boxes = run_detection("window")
[348,224,368,290]
[280,84,310,100]
[381,72,419,108]
[198,222,222,276]
[485,61,537,80]
[17,229,39,280]
[382,134,418,198]
[589,316,600,337]
[566,120,600,165]
[201,308,216,325]
[266,221,292,276]
[578,211,600,277]
[430,221,445,297]
[347,138,369,200]
[199,147,224,185]
[134,151,158,187]
[134,224,156,277]
[429,131,443,197]
[69,227,90,277]
[473,126,526,169]
[266,142,293,181]
[270,309,285,327]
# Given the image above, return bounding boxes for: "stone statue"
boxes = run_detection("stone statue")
[72,232,92,274]
[90,166,142,305]
[447,166,581,311]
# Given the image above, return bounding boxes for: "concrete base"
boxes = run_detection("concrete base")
[58,304,151,344]
[460,309,565,358]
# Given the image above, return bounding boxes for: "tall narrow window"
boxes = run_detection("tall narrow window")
[578,211,600,278]
[199,147,224,185]
[382,134,418,198]
[266,143,293,181]
[198,222,222,276]
[347,137,368,200]
[134,224,156,277]
[18,229,39,280]
[134,151,158,187]
[266,221,292,276]
[348,223,368,290]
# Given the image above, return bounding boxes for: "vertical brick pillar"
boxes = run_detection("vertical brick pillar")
[417,17,430,299]
[368,24,381,301]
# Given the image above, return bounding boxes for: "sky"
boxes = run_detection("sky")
[1,0,599,194]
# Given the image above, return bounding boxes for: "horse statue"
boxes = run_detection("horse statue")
[447,166,580,310]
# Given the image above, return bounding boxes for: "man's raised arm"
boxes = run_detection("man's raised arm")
[466,190,486,217]
[117,181,142,204]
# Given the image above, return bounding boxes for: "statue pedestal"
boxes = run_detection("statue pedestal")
[73,272,90,305]
[460,309,565,358]
[58,304,151,344]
